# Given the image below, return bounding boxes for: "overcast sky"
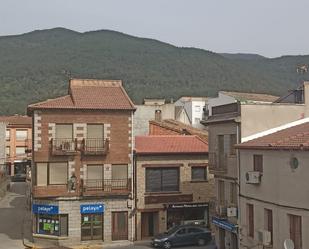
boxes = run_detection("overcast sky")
[1,0,308,57]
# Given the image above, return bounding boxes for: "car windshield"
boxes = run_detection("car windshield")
[165,226,181,235]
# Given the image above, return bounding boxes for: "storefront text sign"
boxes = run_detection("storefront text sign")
[168,203,209,209]
[80,204,104,214]
[32,204,59,215]
[212,217,237,234]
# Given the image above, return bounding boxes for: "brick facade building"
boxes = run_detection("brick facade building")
[134,135,214,240]
[27,79,135,247]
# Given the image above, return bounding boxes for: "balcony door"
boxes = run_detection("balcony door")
[86,124,104,152]
[55,124,73,151]
[86,165,104,190]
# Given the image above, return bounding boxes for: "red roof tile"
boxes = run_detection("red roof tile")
[135,135,208,155]
[28,79,135,112]
[236,122,309,150]
[0,115,32,126]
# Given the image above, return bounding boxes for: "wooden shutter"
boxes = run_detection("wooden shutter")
[56,124,73,139]
[49,162,68,184]
[87,124,103,138]
[290,214,302,249]
[247,204,254,238]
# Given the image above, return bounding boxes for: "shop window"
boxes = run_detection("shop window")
[16,130,27,140]
[289,214,302,249]
[146,168,179,192]
[36,214,68,236]
[81,213,103,241]
[253,154,263,173]
[191,167,207,181]
[49,162,68,185]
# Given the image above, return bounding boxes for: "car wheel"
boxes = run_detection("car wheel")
[163,241,172,249]
[197,238,206,246]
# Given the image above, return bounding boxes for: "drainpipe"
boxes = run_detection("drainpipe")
[131,111,135,242]
[237,122,241,249]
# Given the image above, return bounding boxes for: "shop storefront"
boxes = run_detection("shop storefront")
[212,217,238,249]
[80,203,104,241]
[167,203,209,229]
[33,204,68,237]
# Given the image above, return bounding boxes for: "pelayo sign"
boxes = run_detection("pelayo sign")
[80,204,104,214]
[32,204,59,215]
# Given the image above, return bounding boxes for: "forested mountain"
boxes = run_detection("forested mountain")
[0,27,308,114]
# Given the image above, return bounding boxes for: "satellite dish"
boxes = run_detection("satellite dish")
[284,239,294,249]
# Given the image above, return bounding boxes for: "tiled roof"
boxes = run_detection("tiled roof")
[0,115,32,126]
[27,79,135,112]
[135,135,208,155]
[221,91,279,103]
[149,119,208,142]
[236,121,309,150]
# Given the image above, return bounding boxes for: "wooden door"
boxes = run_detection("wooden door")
[112,212,128,241]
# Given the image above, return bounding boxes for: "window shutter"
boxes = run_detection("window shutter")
[146,169,161,192]
[162,168,179,191]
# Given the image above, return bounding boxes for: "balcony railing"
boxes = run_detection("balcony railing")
[81,138,109,155]
[209,152,227,173]
[51,138,77,155]
[82,178,131,195]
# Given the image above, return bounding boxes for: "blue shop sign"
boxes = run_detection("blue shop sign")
[212,217,237,234]
[32,204,59,215]
[80,204,104,214]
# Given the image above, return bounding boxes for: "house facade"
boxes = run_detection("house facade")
[134,135,214,240]
[0,115,32,176]
[202,85,309,249]
[236,119,309,249]
[27,79,135,246]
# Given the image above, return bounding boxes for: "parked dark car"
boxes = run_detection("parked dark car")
[11,173,27,182]
[151,225,212,249]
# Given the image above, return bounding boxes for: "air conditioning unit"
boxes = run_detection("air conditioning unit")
[218,205,227,217]
[258,229,271,246]
[227,207,237,217]
[245,171,261,184]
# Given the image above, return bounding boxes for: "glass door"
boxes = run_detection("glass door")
[81,214,103,241]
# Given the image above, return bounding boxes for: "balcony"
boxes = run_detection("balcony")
[82,178,131,196]
[51,138,77,155]
[208,152,227,174]
[81,138,109,156]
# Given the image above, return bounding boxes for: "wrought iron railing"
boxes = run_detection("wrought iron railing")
[82,178,131,193]
[51,138,77,155]
[81,138,109,155]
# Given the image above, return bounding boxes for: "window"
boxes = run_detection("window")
[36,214,68,236]
[112,165,128,180]
[146,168,179,192]
[229,134,237,155]
[230,182,237,205]
[87,124,104,139]
[264,209,273,245]
[55,124,73,139]
[289,214,302,249]
[49,162,68,185]
[36,162,67,186]
[188,227,203,234]
[16,130,28,140]
[6,129,10,140]
[218,180,225,204]
[6,147,10,157]
[87,165,103,180]
[253,155,263,173]
[247,204,254,238]
[15,147,26,155]
[191,167,207,181]
[177,228,187,235]
[194,106,201,112]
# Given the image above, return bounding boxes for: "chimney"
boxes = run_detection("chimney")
[155,110,162,122]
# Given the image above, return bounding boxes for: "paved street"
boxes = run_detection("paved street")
[0,182,31,249]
